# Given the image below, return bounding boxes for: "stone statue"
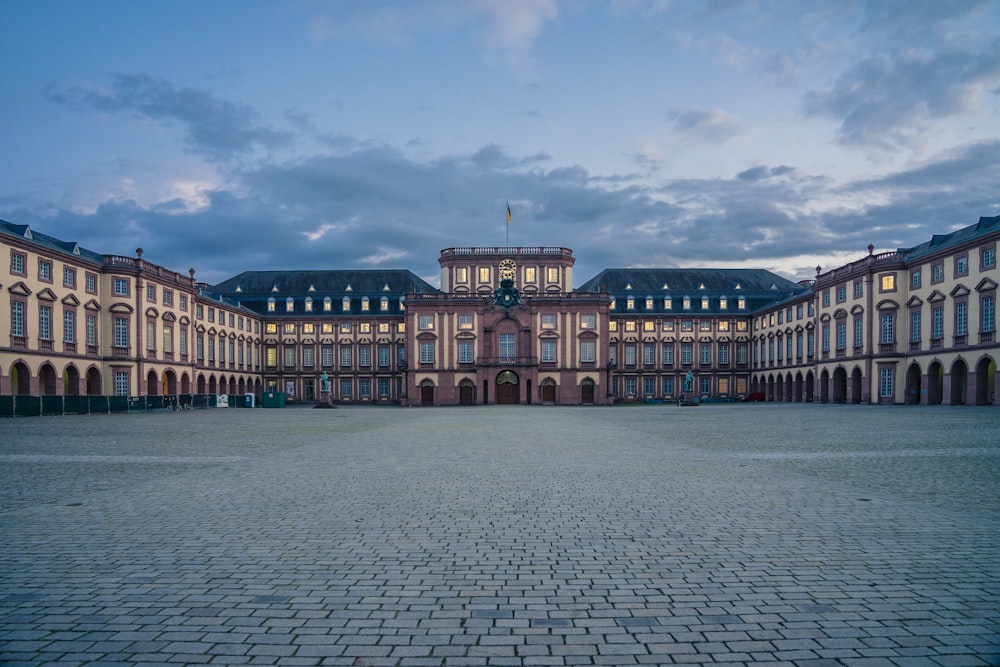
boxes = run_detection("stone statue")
[684,370,694,393]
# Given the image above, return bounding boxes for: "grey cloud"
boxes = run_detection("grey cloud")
[667,108,745,145]
[48,74,292,160]
[737,165,796,182]
[804,42,1000,151]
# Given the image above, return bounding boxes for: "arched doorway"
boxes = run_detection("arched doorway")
[458,379,475,405]
[581,378,595,404]
[86,367,102,395]
[39,364,57,395]
[11,362,31,395]
[975,357,996,405]
[64,365,80,395]
[785,373,794,402]
[766,375,774,401]
[238,378,246,394]
[163,370,177,395]
[832,367,847,403]
[805,371,815,402]
[950,359,968,405]
[181,372,191,394]
[775,374,784,402]
[850,367,863,404]
[208,376,217,394]
[820,370,830,403]
[420,379,434,406]
[540,378,556,404]
[905,363,922,404]
[147,370,159,396]
[229,378,237,394]
[793,372,803,402]
[496,370,519,404]
[927,362,943,405]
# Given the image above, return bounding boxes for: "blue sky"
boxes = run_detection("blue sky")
[2,0,999,286]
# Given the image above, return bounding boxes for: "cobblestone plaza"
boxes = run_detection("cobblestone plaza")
[2,405,998,666]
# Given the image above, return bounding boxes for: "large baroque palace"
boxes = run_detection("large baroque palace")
[2,215,998,410]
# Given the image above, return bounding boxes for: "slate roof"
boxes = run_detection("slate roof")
[899,215,1000,261]
[577,268,803,295]
[212,270,439,297]
[0,219,104,265]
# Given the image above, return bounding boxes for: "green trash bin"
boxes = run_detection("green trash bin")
[261,391,286,408]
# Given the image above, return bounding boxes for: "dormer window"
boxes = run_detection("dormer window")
[664,297,672,310]
[626,296,635,310]
[738,296,746,310]
[701,297,709,310]
[645,297,653,310]
[380,296,389,312]
[305,297,313,312]
[361,296,370,312]
[267,297,276,312]
[323,297,332,311]
[683,297,691,310]
[342,296,351,311]
[719,297,728,310]
[286,297,294,312]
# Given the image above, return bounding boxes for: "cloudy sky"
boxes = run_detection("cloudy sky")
[2,1,999,287]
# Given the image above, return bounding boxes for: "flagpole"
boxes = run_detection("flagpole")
[506,200,511,247]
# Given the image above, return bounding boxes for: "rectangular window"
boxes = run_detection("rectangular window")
[880,368,894,398]
[163,325,173,353]
[208,308,215,323]
[955,301,968,336]
[340,379,352,399]
[340,322,352,334]
[418,315,434,330]
[663,377,674,396]
[321,323,333,334]
[11,300,25,336]
[523,267,535,283]
[63,267,76,288]
[458,314,474,330]
[580,340,596,363]
[499,333,516,360]
[322,346,334,367]
[624,345,636,366]
[10,251,26,275]
[681,343,692,365]
[455,267,468,283]
[836,321,846,350]
[643,343,655,365]
[700,377,711,395]
[180,294,188,311]
[86,314,97,346]
[955,256,968,277]
[836,285,846,302]
[737,343,748,365]
[663,343,674,366]
[580,314,596,329]
[360,322,371,334]
[163,289,173,306]
[419,341,434,364]
[86,273,97,293]
[822,325,830,352]
[911,311,921,343]
[717,320,729,332]
[378,378,390,398]
[854,280,863,298]
[624,320,637,332]
[63,310,76,343]
[38,304,52,340]
[540,313,557,329]
[932,263,944,283]
[911,270,921,289]
[38,259,52,281]
[284,323,295,334]
[208,338,215,362]
[699,343,711,365]
[547,267,559,283]
[146,284,156,302]
[881,313,895,344]
[266,323,277,334]
[822,290,830,307]
[718,343,730,365]
[114,317,129,348]
[983,247,996,270]
[282,346,294,366]
[303,347,315,367]
[115,371,129,397]
[359,379,371,398]
[643,377,656,396]
[303,323,314,334]
[932,306,944,339]
[146,321,156,351]
[786,336,793,360]
[459,341,474,364]
[855,318,864,347]
[179,328,187,355]
[266,346,277,367]
[378,345,390,367]
[479,267,491,283]
[982,295,995,333]
[776,337,783,361]
[359,346,371,367]
[807,331,815,356]
[880,274,895,292]
[341,346,353,367]
[699,320,711,332]
[541,340,556,363]
[114,278,129,295]
[624,376,637,395]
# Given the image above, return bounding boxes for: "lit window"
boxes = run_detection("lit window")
[626,296,635,310]
[340,322,352,333]
[880,274,895,292]
[547,267,559,283]
[378,322,389,333]
[361,297,370,311]
[459,314,474,330]
[738,297,746,310]
[524,267,536,283]
[380,296,388,312]
[541,314,557,329]
[664,297,672,310]
[625,321,637,332]
[701,297,709,310]
[645,297,653,310]
[683,297,691,310]
[303,323,314,334]
[456,267,468,283]
[267,298,276,312]
[266,323,277,334]
[305,297,313,312]
[479,267,491,283]
[284,323,296,334]
[324,297,332,311]
[322,323,333,333]
[719,297,727,310]
[580,314,596,329]
[286,297,294,312]
[643,321,655,332]
[419,315,434,330]
[360,322,371,333]
[718,320,729,332]
[342,297,351,311]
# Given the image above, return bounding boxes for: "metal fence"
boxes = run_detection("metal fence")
[0,394,255,417]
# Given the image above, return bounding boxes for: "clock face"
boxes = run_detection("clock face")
[498,258,516,280]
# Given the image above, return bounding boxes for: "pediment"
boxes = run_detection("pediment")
[36,287,57,301]
[949,284,970,298]
[61,294,81,307]
[976,277,998,292]
[109,302,134,313]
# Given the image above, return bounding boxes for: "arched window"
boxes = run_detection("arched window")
[342,296,351,312]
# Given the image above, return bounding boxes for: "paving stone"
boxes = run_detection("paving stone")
[1,406,998,666]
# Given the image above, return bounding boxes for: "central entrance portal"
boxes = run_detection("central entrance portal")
[496,370,520,404]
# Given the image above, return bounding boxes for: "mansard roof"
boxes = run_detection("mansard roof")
[900,215,1000,261]
[577,268,803,295]
[0,219,104,264]
[212,269,438,297]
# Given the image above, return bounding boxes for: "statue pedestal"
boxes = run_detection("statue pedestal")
[680,390,697,406]
[315,390,336,409]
